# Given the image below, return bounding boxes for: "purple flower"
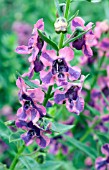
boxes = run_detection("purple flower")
[70,17,94,58]
[40,47,81,85]
[16,120,51,148]
[15,19,46,61]
[95,144,109,170]
[54,75,85,115]
[16,77,46,123]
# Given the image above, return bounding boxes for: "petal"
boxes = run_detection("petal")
[82,44,93,58]
[35,104,46,117]
[59,47,74,61]
[40,50,56,66]
[17,107,27,120]
[95,157,106,170]
[101,114,109,122]
[27,88,44,103]
[75,97,84,113]
[16,77,26,91]
[40,70,54,85]
[30,108,40,123]
[101,144,109,156]
[22,63,34,79]
[68,66,81,81]
[71,17,85,31]
[15,45,29,54]
[21,132,34,146]
[34,18,44,31]
[16,119,28,130]
[36,131,50,148]
[28,48,39,62]
[54,90,66,104]
[100,38,109,51]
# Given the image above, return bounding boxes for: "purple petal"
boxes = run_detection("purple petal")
[15,45,28,54]
[54,93,65,104]
[41,71,53,84]
[76,97,84,113]
[68,67,81,80]
[16,120,28,129]
[82,44,93,58]
[42,52,53,63]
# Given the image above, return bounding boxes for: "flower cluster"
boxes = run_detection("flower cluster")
[15,16,93,148]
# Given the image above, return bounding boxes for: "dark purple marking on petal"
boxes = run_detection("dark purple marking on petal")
[19,109,27,119]
[83,44,92,58]
[46,101,52,108]
[101,41,109,48]
[41,71,53,84]
[103,144,109,153]
[72,20,81,27]
[34,59,44,72]
[38,24,43,29]
[42,52,53,63]
[65,86,79,101]
[34,106,44,117]
[22,130,34,144]
[38,136,47,148]
[37,36,44,51]
[102,86,109,97]
[54,93,65,104]
[68,67,80,80]
[72,36,85,50]
[62,145,68,155]
[102,115,109,122]
[96,159,107,170]
[16,120,28,128]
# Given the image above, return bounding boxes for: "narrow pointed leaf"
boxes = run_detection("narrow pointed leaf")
[38,30,59,51]
[64,135,97,159]
[85,104,100,116]
[51,122,74,133]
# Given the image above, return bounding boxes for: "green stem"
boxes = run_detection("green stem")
[10,144,25,170]
[43,86,53,107]
[58,0,70,49]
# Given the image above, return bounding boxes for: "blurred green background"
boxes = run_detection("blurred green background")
[0,0,108,113]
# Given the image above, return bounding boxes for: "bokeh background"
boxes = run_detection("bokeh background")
[0,0,109,168]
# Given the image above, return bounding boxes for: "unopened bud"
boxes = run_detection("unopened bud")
[54,17,67,34]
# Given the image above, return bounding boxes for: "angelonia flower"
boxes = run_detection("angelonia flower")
[40,47,81,86]
[16,119,51,148]
[54,75,85,115]
[16,77,46,123]
[95,143,109,170]
[70,17,94,58]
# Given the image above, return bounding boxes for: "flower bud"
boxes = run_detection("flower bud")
[54,17,68,34]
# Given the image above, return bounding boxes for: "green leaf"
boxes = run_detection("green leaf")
[38,30,59,51]
[63,24,95,47]
[40,161,62,170]
[85,103,100,116]
[19,156,40,170]
[51,122,74,133]
[64,135,97,159]
[16,71,39,89]
[9,130,24,142]
[68,10,79,23]
[0,120,17,153]
[96,132,109,144]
